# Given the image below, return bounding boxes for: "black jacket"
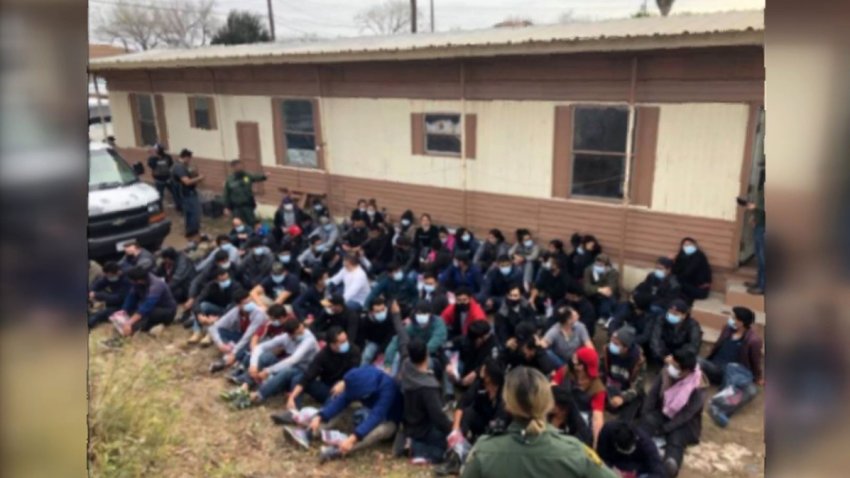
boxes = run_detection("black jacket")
[673,250,713,298]
[414,226,439,252]
[343,226,369,248]
[195,282,242,311]
[567,248,599,280]
[642,373,706,443]
[292,284,326,320]
[311,307,360,344]
[357,311,400,350]
[238,253,274,289]
[459,334,500,378]
[534,269,575,302]
[393,245,417,274]
[635,273,683,310]
[504,347,559,376]
[597,422,665,478]
[298,345,361,388]
[649,315,703,362]
[399,360,453,440]
[90,276,132,308]
[495,299,537,345]
[154,253,195,293]
[418,287,450,316]
[147,153,173,181]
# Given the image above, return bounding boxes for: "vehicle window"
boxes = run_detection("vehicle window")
[89,148,138,189]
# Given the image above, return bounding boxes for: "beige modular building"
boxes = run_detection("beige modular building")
[89,10,766,296]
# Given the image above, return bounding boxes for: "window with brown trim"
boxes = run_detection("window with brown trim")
[424,113,462,156]
[570,106,630,199]
[134,93,158,146]
[274,99,319,168]
[188,96,216,130]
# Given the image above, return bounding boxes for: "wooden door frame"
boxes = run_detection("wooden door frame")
[731,102,763,268]
[235,121,264,196]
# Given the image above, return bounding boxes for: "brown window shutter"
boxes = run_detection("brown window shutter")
[464,113,477,159]
[271,98,288,166]
[207,96,218,130]
[154,94,169,149]
[551,105,575,198]
[187,96,196,128]
[411,113,425,155]
[128,93,142,147]
[311,98,324,169]
[630,106,660,207]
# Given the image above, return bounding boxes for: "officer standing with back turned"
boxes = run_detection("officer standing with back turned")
[223,159,268,228]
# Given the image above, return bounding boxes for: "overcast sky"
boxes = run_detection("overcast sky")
[90,0,765,41]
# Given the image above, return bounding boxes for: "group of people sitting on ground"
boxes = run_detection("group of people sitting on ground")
[88,195,763,477]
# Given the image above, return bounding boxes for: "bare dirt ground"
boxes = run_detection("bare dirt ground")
[87,207,764,477]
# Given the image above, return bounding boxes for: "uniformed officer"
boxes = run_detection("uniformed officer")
[461,366,618,478]
[223,159,268,227]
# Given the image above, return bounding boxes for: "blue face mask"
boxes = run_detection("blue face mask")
[253,247,265,256]
[682,244,697,255]
[106,275,119,282]
[271,274,285,283]
[415,314,430,326]
[218,279,231,289]
[653,269,666,280]
[236,225,246,232]
[373,310,387,322]
[392,271,404,281]
[727,317,738,330]
[242,302,257,314]
[279,254,291,264]
[523,239,533,248]
[401,219,411,227]
[593,264,606,275]
[499,266,512,276]
[269,319,282,327]
[338,341,351,354]
[577,246,585,255]
[461,234,471,242]
[314,204,323,211]
[666,312,681,325]
[608,342,622,355]
[324,223,334,231]
[422,284,435,293]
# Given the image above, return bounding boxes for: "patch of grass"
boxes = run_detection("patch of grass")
[88,344,183,477]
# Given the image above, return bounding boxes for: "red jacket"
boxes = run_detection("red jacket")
[440,299,486,336]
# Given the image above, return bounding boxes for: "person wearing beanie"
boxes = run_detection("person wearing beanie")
[552,346,607,447]
[700,306,764,386]
[634,256,683,315]
[648,299,703,367]
[602,325,647,422]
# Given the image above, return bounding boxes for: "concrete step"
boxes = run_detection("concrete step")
[691,293,765,344]
[724,280,765,313]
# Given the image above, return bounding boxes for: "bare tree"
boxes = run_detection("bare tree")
[156,0,219,48]
[656,0,675,16]
[95,0,219,50]
[95,1,160,51]
[494,16,533,28]
[354,0,423,35]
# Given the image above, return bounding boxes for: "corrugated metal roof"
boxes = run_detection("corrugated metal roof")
[90,9,763,70]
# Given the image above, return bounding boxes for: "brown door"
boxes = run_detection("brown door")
[235,121,264,196]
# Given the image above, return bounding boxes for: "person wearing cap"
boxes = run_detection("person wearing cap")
[700,306,764,386]
[648,299,703,367]
[224,158,268,227]
[596,420,665,478]
[383,300,448,376]
[582,253,620,321]
[146,143,180,211]
[552,345,607,447]
[251,260,301,308]
[237,237,274,289]
[312,294,360,345]
[638,348,707,478]
[602,325,647,422]
[634,257,683,315]
[172,148,205,240]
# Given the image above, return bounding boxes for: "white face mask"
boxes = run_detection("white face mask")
[415,314,430,326]
[666,363,681,379]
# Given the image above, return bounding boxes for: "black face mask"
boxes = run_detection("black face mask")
[456,303,469,313]
[505,298,520,308]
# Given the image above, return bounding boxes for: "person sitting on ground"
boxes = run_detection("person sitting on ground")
[504,322,559,376]
[365,261,418,312]
[195,234,241,272]
[597,420,665,478]
[185,249,243,319]
[399,338,454,464]
[602,325,647,422]
[540,305,594,368]
[118,266,178,336]
[607,291,658,349]
[237,237,274,289]
[494,284,537,347]
[359,298,404,366]
[250,261,301,309]
[672,237,713,302]
[634,257,683,315]
[292,269,328,322]
[307,365,404,463]
[460,366,618,478]
[273,326,360,418]
[472,229,510,273]
[551,346,606,447]
[155,247,195,305]
[297,235,326,278]
[418,270,450,316]
[529,253,574,316]
[228,217,254,250]
[547,239,570,272]
[350,198,368,222]
[414,213,440,258]
[557,281,599,339]
[648,299,703,367]
[342,212,370,251]
[583,253,620,321]
[449,320,501,391]
[384,301,448,376]
[311,294,360,345]
[441,287,487,350]
[88,261,132,328]
[391,236,418,278]
[454,227,481,259]
[439,253,484,294]
[508,228,541,290]
[638,349,707,478]
[423,236,453,276]
[437,227,456,254]
[364,199,385,227]
[274,242,303,277]
[224,304,290,384]
[118,240,155,273]
[308,197,329,223]
[272,197,309,245]
[309,212,339,254]
[208,289,267,373]
[479,254,524,307]
[567,234,602,281]
[549,385,593,446]
[700,306,764,386]
[393,209,416,246]
[362,224,394,275]
[327,253,371,311]
[188,268,243,345]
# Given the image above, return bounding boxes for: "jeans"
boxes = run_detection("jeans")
[295,380,332,408]
[89,306,120,328]
[545,349,566,369]
[361,341,382,366]
[233,351,279,382]
[182,192,201,237]
[698,357,725,386]
[410,426,448,463]
[216,328,245,357]
[346,301,363,314]
[193,302,225,332]
[754,225,765,290]
[131,306,177,332]
[257,367,304,402]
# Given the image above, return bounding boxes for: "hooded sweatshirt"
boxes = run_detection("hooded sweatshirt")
[319,366,404,440]
[399,359,453,440]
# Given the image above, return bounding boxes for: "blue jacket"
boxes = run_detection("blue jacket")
[438,264,483,293]
[319,366,404,440]
[91,276,132,307]
[122,273,177,316]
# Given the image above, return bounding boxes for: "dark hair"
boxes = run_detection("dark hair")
[370,297,386,309]
[233,289,250,303]
[489,229,505,242]
[467,320,491,341]
[326,325,345,343]
[408,338,428,365]
[549,239,564,251]
[507,283,523,295]
[570,232,583,248]
[565,282,584,297]
[159,247,177,261]
[497,254,511,263]
[420,213,432,222]
[123,239,140,248]
[282,317,301,335]
[310,235,323,245]
[401,209,414,221]
[515,228,531,241]
[555,305,576,325]
[421,270,437,281]
[127,266,147,281]
[311,268,328,284]
[456,227,469,239]
[673,349,698,372]
[246,237,262,248]
[214,250,229,262]
[179,148,192,158]
[609,421,637,452]
[482,357,505,388]
[455,287,472,298]
[454,254,470,265]
[215,234,231,245]
[329,294,345,306]
[732,306,756,328]
[215,267,230,277]
[267,304,287,318]
[551,384,577,408]
[387,261,401,272]
[102,261,120,274]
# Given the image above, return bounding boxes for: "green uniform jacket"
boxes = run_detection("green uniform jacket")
[222,171,267,209]
[461,422,618,478]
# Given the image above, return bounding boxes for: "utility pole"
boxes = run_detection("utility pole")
[411,0,418,33]
[267,0,276,40]
[429,0,434,32]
